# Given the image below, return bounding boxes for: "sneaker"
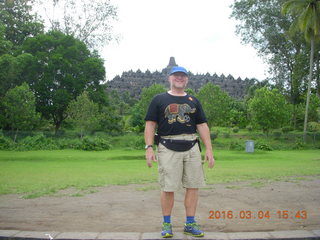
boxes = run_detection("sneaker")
[184,222,204,237]
[161,222,173,238]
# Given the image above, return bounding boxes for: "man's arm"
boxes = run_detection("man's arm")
[144,120,157,168]
[196,122,215,168]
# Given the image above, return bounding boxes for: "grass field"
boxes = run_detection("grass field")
[0,149,319,198]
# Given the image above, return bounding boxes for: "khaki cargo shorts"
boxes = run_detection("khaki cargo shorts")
[156,134,206,192]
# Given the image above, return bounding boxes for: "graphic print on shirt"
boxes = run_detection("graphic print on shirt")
[164,103,196,124]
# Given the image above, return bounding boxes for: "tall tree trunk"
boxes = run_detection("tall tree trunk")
[293,104,297,130]
[54,121,61,135]
[303,38,315,142]
[14,128,18,143]
[316,45,320,99]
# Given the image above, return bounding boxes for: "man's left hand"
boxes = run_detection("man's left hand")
[205,151,215,168]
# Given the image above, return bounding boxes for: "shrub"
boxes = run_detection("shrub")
[111,134,146,150]
[232,126,239,133]
[229,141,243,151]
[132,136,146,150]
[56,138,82,149]
[246,125,253,132]
[282,126,293,133]
[223,131,230,138]
[0,135,14,150]
[17,134,58,150]
[210,132,219,142]
[255,141,273,151]
[273,131,282,140]
[308,122,320,132]
[79,136,111,151]
[293,141,307,150]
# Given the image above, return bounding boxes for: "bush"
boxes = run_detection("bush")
[255,141,273,151]
[0,135,14,150]
[17,134,58,150]
[56,138,82,149]
[132,136,146,150]
[79,136,111,151]
[273,131,282,140]
[223,131,230,138]
[246,125,253,132]
[111,134,146,150]
[232,127,239,133]
[293,141,307,150]
[210,132,219,142]
[308,122,320,132]
[282,126,293,133]
[229,141,243,151]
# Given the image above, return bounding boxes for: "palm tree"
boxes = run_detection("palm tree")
[282,0,320,142]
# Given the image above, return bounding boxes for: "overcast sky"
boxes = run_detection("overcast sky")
[102,0,269,81]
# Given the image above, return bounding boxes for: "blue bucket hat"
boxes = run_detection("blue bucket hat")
[169,66,188,76]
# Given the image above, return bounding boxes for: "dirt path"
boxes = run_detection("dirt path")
[0,177,319,233]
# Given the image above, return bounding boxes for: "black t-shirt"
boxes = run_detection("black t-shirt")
[144,92,207,136]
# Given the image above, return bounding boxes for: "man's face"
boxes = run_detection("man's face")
[169,72,188,89]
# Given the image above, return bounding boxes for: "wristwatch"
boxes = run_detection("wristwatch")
[145,144,153,150]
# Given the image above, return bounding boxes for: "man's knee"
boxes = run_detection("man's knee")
[162,191,174,195]
[186,188,199,192]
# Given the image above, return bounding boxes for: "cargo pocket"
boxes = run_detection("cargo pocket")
[158,166,165,189]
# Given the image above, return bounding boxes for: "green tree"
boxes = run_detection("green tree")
[66,91,100,138]
[2,82,40,141]
[231,0,320,130]
[231,0,307,89]
[99,105,124,134]
[19,31,107,132]
[229,100,248,128]
[185,88,196,95]
[0,24,12,55]
[248,87,291,133]
[295,93,320,127]
[0,0,44,48]
[282,0,320,141]
[197,83,233,128]
[0,53,34,98]
[131,84,166,132]
[0,54,18,97]
[108,89,130,116]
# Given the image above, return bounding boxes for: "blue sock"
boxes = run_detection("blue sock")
[163,215,171,223]
[186,216,195,224]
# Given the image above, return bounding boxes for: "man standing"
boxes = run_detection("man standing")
[144,66,215,238]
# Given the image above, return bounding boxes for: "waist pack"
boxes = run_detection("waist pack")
[159,138,199,152]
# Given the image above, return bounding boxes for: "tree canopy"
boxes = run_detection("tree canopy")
[130,84,166,132]
[19,31,107,131]
[2,82,40,140]
[0,0,44,48]
[197,83,233,128]
[282,0,320,140]
[248,87,291,133]
[67,91,100,138]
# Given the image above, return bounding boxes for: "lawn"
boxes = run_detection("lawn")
[0,149,319,198]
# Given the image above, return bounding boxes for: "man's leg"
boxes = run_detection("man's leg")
[183,188,204,237]
[161,191,174,216]
[161,191,174,238]
[184,188,198,217]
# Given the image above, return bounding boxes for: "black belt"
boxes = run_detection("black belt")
[155,134,201,152]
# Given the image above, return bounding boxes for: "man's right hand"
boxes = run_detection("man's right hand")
[146,148,157,168]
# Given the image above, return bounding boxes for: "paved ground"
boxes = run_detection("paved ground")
[1,229,320,240]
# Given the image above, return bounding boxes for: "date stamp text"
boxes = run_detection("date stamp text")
[208,210,307,220]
